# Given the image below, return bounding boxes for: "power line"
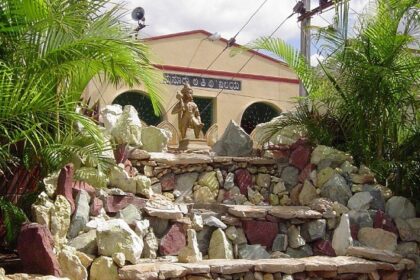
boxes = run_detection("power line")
[161,0,271,117]
[200,12,296,115]
[233,0,269,39]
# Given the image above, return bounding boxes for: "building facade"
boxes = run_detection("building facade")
[84,30,299,143]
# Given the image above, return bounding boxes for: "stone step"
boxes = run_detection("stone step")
[118,256,415,280]
[226,205,322,220]
[141,153,277,166]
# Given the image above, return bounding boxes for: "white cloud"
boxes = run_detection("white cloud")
[118,0,370,52]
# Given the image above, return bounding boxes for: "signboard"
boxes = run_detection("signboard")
[163,73,241,91]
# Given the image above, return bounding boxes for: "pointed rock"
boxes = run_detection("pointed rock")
[178,229,203,263]
[332,214,353,256]
[208,228,233,259]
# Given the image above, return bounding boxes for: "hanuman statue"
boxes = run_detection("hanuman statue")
[171,83,204,139]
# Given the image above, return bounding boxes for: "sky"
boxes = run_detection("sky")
[119,0,371,65]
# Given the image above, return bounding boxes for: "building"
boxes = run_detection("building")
[84,30,299,144]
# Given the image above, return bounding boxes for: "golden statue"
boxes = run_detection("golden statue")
[171,83,204,139]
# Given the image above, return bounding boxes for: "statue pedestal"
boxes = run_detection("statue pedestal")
[179,139,210,152]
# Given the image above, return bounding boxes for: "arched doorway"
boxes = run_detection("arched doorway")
[112,91,162,126]
[240,102,280,134]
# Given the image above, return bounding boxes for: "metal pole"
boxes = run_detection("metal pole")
[299,0,311,97]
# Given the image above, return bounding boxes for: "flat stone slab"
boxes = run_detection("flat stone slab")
[303,256,338,271]
[346,246,402,264]
[200,259,254,274]
[333,256,378,274]
[119,263,187,280]
[117,256,409,279]
[254,259,306,274]
[227,205,268,219]
[269,206,322,219]
[149,153,212,165]
[144,206,183,220]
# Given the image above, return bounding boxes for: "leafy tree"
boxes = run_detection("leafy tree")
[0,0,161,244]
[245,0,419,200]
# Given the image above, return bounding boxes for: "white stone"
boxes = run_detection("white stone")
[134,175,153,197]
[58,246,88,280]
[116,204,142,225]
[100,104,123,133]
[50,195,71,248]
[109,164,136,193]
[112,105,143,146]
[31,192,54,228]
[43,172,59,198]
[141,126,171,152]
[134,219,150,238]
[332,214,353,256]
[142,229,159,259]
[112,252,125,268]
[90,256,119,280]
[96,219,143,264]
[191,211,204,231]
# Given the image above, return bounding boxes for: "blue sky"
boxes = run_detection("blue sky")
[120,0,371,65]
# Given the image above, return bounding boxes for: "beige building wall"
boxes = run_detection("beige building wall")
[84,30,299,137]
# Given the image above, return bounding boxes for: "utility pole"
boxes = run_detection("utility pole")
[299,0,310,97]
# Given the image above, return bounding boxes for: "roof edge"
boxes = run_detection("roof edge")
[143,29,288,66]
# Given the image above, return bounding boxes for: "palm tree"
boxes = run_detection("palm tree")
[0,0,162,245]
[244,0,419,196]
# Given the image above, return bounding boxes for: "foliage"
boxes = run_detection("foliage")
[0,197,27,246]
[244,0,420,198]
[0,0,162,241]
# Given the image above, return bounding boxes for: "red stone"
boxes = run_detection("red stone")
[299,164,315,183]
[373,210,399,235]
[124,159,137,177]
[17,223,61,276]
[242,220,278,249]
[312,239,336,257]
[289,145,311,170]
[350,224,359,240]
[234,169,252,195]
[265,215,278,223]
[160,173,176,191]
[114,143,128,164]
[271,149,290,161]
[56,164,75,214]
[103,194,133,213]
[90,197,103,216]
[380,271,399,280]
[290,138,310,150]
[159,223,186,255]
[72,181,95,196]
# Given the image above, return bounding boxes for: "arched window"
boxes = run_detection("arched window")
[194,97,214,133]
[112,91,162,126]
[240,102,280,134]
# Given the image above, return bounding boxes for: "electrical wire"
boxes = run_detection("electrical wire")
[199,12,296,115]
[161,0,271,117]
[233,0,270,39]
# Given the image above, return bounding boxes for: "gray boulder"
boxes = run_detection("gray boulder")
[320,173,352,205]
[68,190,90,239]
[212,120,253,157]
[385,196,416,220]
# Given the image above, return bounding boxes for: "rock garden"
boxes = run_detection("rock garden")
[3,105,419,280]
